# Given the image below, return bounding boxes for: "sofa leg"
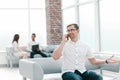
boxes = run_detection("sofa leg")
[23,77,26,80]
[7,60,10,67]
[9,61,13,68]
[100,69,103,75]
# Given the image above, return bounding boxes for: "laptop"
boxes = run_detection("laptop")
[32,44,39,52]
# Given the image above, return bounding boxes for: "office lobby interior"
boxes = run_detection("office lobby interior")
[0,0,120,80]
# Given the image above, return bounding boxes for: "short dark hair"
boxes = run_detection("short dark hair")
[32,33,36,37]
[67,23,79,30]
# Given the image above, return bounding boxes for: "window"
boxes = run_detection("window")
[100,0,120,52]
[62,0,120,53]
[79,0,93,3]
[62,0,75,8]
[30,0,45,8]
[0,0,46,50]
[0,0,28,8]
[62,0,96,51]
[30,10,46,45]
[79,3,95,50]
[62,7,76,33]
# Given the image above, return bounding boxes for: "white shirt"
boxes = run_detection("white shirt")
[12,41,20,52]
[62,40,94,73]
[27,41,39,52]
[12,41,27,57]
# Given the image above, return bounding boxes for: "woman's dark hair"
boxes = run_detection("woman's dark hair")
[12,34,19,43]
[67,23,79,30]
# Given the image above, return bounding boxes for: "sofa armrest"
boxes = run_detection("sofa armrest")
[19,59,44,80]
[100,63,120,73]
[31,58,62,74]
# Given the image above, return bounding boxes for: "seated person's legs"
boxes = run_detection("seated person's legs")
[19,52,28,59]
[39,51,47,57]
[82,71,103,80]
[30,51,36,58]
[62,72,83,80]
[30,51,47,58]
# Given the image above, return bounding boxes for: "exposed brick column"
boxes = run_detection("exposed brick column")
[46,0,62,45]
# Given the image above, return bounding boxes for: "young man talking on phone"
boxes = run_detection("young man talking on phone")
[52,23,119,80]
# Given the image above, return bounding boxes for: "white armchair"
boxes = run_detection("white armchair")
[6,47,20,68]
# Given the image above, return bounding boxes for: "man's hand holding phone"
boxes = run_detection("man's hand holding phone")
[62,34,70,42]
[67,34,69,40]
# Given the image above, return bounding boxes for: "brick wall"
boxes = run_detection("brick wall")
[46,0,62,45]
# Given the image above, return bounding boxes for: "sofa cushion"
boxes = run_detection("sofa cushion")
[45,45,58,53]
[85,54,104,70]
[43,73,62,80]
[41,45,58,53]
[85,60,100,70]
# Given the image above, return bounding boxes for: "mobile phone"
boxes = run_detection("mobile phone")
[67,34,69,40]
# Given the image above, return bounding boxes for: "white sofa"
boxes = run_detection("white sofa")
[19,54,120,80]
[19,57,62,80]
[6,45,57,68]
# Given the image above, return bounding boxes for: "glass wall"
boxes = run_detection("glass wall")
[62,0,75,8]
[79,3,95,50]
[30,10,46,45]
[100,0,120,52]
[0,10,28,50]
[79,0,93,3]
[62,0,96,51]
[62,0,120,53]
[62,7,76,34]
[0,0,46,50]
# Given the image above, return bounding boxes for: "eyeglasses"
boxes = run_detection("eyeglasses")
[66,29,77,33]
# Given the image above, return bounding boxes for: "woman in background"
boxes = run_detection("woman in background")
[12,34,28,58]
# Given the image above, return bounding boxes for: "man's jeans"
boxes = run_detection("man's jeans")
[62,70,103,80]
[30,51,47,58]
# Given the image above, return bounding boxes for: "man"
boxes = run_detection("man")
[52,23,119,80]
[28,33,47,58]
